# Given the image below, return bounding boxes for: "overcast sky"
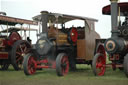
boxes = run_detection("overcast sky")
[0,0,128,41]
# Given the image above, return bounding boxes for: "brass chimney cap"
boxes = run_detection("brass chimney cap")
[110,0,118,2]
[40,11,49,14]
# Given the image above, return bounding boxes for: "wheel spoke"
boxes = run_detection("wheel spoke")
[20,45,24,53]
[16,56,23,63]
[61,57,66,63]
[61,56,69,75]
[23,46,27,52]
[98,66,105,75]
[16,52,22,56]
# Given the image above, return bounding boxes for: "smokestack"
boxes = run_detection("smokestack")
[110,0,119,37]
[41,11,49,37]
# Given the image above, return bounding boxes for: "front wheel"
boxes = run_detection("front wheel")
[56,53,69,76]
[124,54,128,77]
[23,53,37,75]
[92,53,106,76]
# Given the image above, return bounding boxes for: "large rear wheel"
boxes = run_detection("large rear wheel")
[56,53,69,76]
[92,53,106,76]
[11,40,31,70]
[23,53,37,75]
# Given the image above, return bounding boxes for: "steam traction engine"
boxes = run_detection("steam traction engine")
[0,14,37,70]
[23,11,100,76]
[92,0,128,77]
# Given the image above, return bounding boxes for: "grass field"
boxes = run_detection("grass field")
[0,65,128,85]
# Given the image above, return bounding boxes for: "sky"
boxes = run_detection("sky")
[0,0,128,43]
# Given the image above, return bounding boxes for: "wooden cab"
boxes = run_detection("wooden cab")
[76,19,100,63]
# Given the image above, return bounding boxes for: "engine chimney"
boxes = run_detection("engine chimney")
[110,0,119,37]
[41,11,49,37]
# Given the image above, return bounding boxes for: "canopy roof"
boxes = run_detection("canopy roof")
[0,15,38,26]
[33,11,98,24]
[102,2,128,16]
[0,27,37,33]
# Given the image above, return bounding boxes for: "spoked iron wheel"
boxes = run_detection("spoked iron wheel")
[92,53,106,76]
[56,53,69,76]
[11,40,31,70]
[23,53,37,75]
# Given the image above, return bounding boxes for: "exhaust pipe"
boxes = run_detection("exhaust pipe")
[110,0,119,37]
[41,11,49,37]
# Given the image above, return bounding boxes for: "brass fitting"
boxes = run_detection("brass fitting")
[110,0,118,2]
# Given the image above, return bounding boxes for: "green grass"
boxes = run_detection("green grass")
[0,65,128,85]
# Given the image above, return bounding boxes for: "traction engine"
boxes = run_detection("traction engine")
[0,14,37,70]
[92,0,128,77]
[23,10,99,76]
[23,11,76,76]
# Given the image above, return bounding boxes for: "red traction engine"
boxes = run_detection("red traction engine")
[92,0,128,77]
[0,30,31,70]
[0,14,37,70]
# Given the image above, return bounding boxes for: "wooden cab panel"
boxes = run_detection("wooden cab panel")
[85,31,100,60]
[77,39,86,59]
